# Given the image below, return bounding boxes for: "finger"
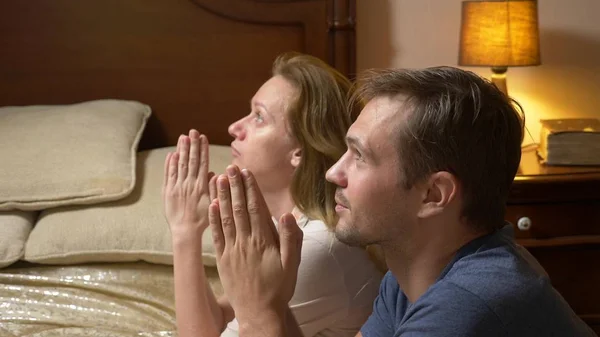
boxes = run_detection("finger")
[198,134,210,189]
[278,213,303,273]
[188,130,200,178]
[168,152,179,187]
[279,214,303,301]
[162,152,172,193]
[209,173,217,201]
[217,174,236,244]
[209,199,225,259]
[227,165,250,237]
[177,135,189,184]
[241,169,275,245]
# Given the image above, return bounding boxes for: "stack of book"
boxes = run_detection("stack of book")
[537,118,600,166]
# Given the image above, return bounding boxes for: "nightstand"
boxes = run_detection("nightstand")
[506,149,600,334]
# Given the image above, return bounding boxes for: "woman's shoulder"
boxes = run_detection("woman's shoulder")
[300,219,379,269]
[297,220,384,308]
[300,218,329,234]
[299,219,339,249]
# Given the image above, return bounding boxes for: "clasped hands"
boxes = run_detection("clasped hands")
[162,129,303,321]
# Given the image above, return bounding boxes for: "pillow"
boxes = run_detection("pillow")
[0,99,151,211]
[24,145,231,266]
[0,211,36,268]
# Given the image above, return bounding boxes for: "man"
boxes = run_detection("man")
[208,67,596,336]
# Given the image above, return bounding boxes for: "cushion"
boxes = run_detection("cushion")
[0,99,151,211]
[24,145,231,266]
[0,211,36,268]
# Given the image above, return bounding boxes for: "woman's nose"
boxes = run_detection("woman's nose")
[228,118,245,140]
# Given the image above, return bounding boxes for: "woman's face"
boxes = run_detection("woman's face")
[228,75,301,193]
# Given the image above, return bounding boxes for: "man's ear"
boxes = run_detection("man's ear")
[291,148,302,168]
[417,171,459,219]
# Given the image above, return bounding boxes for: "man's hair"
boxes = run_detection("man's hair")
[353,66,524,231]
[272,52,361,229]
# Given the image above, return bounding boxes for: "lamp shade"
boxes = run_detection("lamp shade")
[459,0,541,67]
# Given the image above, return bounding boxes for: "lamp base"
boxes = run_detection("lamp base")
[491,66,508,96]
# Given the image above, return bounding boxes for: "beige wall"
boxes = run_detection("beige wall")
[357,0,600,144]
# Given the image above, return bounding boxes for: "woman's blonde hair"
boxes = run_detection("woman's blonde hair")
[272,52,360,229]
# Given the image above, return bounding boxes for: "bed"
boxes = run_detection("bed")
[0,1,357,336]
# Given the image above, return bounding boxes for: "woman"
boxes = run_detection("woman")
[162,52,383,337]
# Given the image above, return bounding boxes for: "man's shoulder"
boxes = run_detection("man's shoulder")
[445,231,548,299]
[432,237,594,336]
[405,282,506,336]
[440,232,555,317]
[444,226,548,290]
[364,230,595,336]
[425,278,594,336]
[361,278,506,337]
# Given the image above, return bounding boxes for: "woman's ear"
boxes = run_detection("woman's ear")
[291,148,302,168]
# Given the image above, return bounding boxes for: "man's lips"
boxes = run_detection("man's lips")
[335,196,348,209]
[335,203,348,212]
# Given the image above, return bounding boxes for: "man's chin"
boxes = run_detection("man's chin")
[334,224,367,247]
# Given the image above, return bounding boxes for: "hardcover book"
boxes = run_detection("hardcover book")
[537,118,600,166]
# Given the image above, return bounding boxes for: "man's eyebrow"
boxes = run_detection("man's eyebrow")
[346,135,372,157]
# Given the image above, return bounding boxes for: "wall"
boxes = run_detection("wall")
[357,0,600,144]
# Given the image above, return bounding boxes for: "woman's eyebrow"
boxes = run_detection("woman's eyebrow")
[250,99,269,112]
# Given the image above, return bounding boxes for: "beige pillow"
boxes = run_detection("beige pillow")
[0,211,36,268]
[0,99,151,211]
[24,145,231,266]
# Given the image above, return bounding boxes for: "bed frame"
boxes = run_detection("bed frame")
[0,0,356,150]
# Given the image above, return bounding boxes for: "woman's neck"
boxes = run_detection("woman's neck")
[262,187,296,221]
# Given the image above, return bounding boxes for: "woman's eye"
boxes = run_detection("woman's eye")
[254,112,264,123]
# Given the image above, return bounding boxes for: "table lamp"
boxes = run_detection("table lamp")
[458,0,541,96]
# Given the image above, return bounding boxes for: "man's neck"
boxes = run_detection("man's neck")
[383,221,488,304]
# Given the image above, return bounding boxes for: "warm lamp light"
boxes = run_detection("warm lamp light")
[459,0,541,95]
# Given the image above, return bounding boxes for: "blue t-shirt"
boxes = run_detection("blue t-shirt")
[361,225,596,337]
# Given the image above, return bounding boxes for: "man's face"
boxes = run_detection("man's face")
[326,95,422,247]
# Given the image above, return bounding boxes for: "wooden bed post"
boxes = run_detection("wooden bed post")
[329,0,357,80]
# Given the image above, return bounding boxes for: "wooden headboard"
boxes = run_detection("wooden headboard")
[0,0,356,149]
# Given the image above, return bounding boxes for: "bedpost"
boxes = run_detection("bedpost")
[328,0,357,79]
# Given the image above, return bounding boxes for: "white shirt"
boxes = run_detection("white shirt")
[221,211,383,337]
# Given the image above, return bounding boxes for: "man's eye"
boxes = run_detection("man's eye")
[354,150,364,161]
[254,112,264,123]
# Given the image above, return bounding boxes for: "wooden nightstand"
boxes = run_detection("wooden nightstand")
[505,149,600,334]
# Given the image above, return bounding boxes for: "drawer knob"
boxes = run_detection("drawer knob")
[517,217,532,231]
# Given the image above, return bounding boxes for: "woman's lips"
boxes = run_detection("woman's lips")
[231,144,240,157]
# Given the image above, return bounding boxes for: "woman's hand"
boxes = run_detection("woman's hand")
[162,129,214,237]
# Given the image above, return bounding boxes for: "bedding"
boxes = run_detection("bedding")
[23,146,231,267]
[0,100,150,211]
[0,262,223,337]
[0,212,36,268]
